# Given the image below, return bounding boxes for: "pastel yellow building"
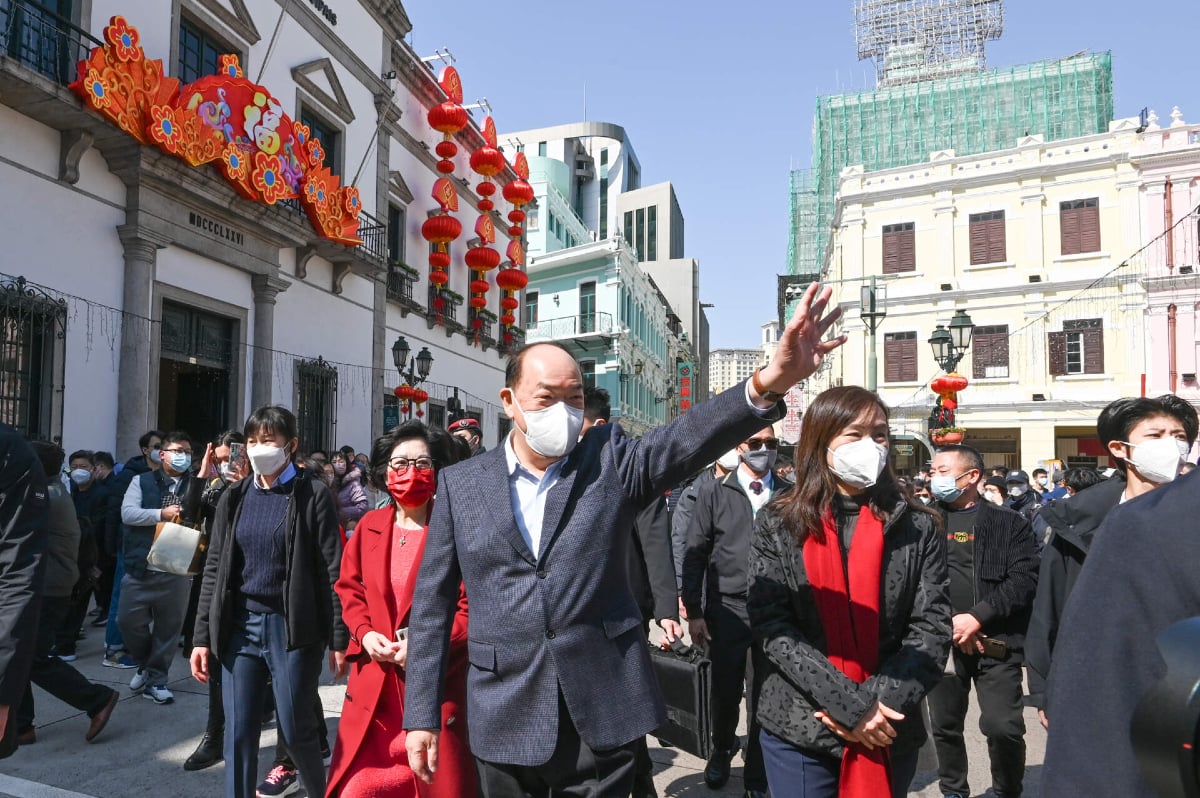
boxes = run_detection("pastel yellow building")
[813,119,1153,473]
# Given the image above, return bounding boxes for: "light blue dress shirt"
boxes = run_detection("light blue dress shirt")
[504,435,567,558]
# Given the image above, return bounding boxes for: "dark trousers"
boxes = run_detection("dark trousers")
[53,584,92,654]
[475,691,638,798]
[928,650,1026,798]
[93,549,115,617]
[708,595,766,790]
[759,729,919,798]
[17,596,112,731]
[222,609,325,798]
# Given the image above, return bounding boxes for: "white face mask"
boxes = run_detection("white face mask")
[717,449,741,471]
[514,399,585,458]
[828,438,889,489]
[70,468,92,485]
[1008,484,1028,498]
[246,443,291,476]
[1123,437,1189,485]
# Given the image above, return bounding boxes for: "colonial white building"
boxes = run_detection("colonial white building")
[4,0,523,458]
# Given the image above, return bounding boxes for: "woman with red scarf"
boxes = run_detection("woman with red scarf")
[747,386,951,797]
[326,421,474,798]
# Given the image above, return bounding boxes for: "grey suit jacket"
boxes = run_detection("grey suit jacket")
[404,380,784,766]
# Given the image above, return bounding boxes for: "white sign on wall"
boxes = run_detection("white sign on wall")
[780,385,805,444]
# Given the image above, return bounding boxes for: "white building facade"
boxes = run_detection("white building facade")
[708,349,763,397]
[4,0,520,457]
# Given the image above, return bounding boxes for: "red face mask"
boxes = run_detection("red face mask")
[387,467,436,509]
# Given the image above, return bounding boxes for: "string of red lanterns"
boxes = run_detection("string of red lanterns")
[497,151,534,343]
[421,67,468,327]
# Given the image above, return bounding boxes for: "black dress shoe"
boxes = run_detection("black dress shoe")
[704,747,734,789]
[183,732,224,771]
[744,791,767,798]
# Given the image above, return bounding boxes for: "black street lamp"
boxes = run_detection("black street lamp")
[927,310,975,431]
[392,335,434,418]
[928,310,975,372]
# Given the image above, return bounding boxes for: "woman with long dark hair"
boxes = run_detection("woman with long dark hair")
[190,406,347,798]
[747,386,950,797]
[325,421,473,798]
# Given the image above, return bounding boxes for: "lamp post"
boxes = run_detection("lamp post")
[392,335,434,418]
[927,309,976,372]
[860,276,887,392]
[927,310,975,430]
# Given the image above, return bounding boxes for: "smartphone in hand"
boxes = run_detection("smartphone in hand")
[396,627,408,643]
[228,443,247,476]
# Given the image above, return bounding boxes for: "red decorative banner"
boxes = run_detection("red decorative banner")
[71,17,361,245]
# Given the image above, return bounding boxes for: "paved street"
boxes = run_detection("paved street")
[2,623,1045,797]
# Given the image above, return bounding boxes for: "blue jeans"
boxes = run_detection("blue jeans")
[104,555,125,652]
[221,609,325,798]
[759,729,919,798]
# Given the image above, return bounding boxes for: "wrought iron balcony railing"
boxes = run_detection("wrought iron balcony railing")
[467,307,496,345]
[354,209,387,264]
[427,284,461,328]
[1,0,103,85]
[524,312,614,342]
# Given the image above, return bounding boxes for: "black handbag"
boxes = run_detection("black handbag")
[649,640,712,760]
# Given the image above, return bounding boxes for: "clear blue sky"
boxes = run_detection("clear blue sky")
[404,1,1200,349]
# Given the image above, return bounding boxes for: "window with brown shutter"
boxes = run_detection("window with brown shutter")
[969,211,1006,265]
[1050,319,1103,375]
[1060,199,1101,255]
[884,331,918,382]
[972,324,1009,379]
[882,222,915,274]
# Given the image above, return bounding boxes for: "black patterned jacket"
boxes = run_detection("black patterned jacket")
[747,500,951,757]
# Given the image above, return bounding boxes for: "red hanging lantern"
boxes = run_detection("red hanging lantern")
[394,383,415,415]
[426,67,467,175]
[931,372,969,412]
[495,241,528,344]
[412,388,429,419]
[464,214,499,344]
[469,117,506,213]
[421,178,463,327]
[502,152,534,239]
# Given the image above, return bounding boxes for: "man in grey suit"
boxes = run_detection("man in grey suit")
[405,285,844,796]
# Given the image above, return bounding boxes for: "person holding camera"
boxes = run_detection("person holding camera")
[926,444,1039,798]
[325,421,470,798]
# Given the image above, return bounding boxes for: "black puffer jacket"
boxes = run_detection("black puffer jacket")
[748,500,951,758]
[1024,472,1125,708]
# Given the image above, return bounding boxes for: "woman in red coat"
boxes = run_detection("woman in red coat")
[326,421,474,798]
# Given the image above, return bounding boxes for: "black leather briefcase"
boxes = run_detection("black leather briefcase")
[649,641,712,760]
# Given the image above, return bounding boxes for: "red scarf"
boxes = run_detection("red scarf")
[803,506,891,798]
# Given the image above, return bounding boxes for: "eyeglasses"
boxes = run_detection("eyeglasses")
[388,457,434,473]
[163,447,192,455]
[744,439,779,451]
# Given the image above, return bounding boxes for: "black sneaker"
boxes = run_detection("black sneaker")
[256,764,300,797]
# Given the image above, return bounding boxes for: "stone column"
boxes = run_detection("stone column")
[115,226,167,460]
[250,273,290,409]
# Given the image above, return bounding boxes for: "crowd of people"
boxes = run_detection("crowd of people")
[1,284,1199,797]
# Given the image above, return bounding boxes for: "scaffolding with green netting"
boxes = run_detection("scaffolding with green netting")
[786,51,1114,278]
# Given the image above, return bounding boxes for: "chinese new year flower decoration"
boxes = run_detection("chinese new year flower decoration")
[70,18,362,246]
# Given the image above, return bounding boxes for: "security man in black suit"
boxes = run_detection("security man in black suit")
[683,426,792,798]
